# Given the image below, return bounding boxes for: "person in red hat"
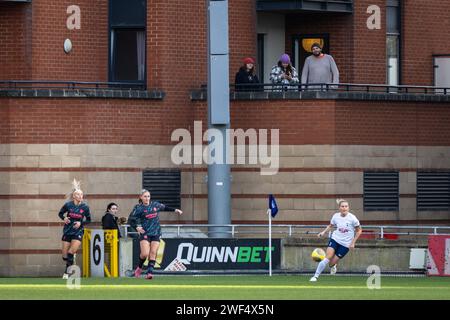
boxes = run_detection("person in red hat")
[235,57,260,92]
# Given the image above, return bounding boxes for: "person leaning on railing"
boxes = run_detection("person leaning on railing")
[234,57,261,92]
[301,43,339,90]
[269,53,299,91]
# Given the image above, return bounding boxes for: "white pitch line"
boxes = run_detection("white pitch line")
[0,284,449,290]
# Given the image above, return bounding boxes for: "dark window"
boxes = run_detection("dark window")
[142,169,181,209]
[111,29,145,81]
[386,5,400,34]
[417,172,450,211]
[110,0,146,26]
[109,0,146,84]
[364,171,399,211]
[257,33,265,83]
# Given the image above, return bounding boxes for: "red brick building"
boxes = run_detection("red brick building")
[1,0,450,276]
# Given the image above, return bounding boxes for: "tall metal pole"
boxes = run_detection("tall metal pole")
[207,0,231,238]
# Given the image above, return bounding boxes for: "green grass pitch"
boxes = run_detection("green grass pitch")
[0,275,449,300]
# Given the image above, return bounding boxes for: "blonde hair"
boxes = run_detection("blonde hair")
[336,198,349,207]
[138,189,150,204]
[67,178,83,201]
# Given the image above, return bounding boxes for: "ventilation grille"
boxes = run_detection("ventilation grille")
[364,171,399,211]
[417,172,450,211]
[142,169,181,208]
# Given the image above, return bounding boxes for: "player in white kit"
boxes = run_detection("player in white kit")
[310,199,362,282]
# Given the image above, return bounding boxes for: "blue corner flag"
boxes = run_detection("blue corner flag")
[269,194,278,218]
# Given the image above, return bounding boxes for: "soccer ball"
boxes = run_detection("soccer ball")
[311,248,326,262]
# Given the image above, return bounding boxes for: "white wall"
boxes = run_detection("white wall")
[257,13,286,83]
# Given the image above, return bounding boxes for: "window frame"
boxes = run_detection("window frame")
[108,0,147,86]
[386,0,401,86]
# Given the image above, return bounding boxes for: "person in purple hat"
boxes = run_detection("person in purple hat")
[269,53,299,88]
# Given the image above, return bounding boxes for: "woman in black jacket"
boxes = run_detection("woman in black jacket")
[235,57,260,91]
[102,202,121,238]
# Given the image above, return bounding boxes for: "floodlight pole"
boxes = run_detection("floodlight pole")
[207,0,231,238]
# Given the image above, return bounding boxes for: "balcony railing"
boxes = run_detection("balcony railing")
[191,82,450,102]
[257,0,353,13]
[0,80,146,90]
[230,82,450,95]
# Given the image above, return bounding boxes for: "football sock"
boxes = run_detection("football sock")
[66,253,74,265]
[65,253,74,273]
[148,260,156,273]
[138,257,146,269]
[314,258,330,278]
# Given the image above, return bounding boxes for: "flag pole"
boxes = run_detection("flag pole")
[267,208,272,277]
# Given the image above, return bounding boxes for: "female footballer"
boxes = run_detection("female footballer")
[58,179,91,279]
[310,199,362,282]
[130,189,182,279]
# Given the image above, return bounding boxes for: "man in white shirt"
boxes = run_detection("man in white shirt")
[310,199,362,282]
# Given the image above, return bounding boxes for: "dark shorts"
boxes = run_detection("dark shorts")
[328,238,350,259]
[139,234,161,243]
[62,234,83,243]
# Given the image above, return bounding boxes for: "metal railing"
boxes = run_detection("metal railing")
[120,224,450,239]
[0,80,146,90]
[3,81,448,95]
[230,82,450,94]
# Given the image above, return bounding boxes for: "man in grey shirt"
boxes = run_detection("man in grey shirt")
[301,43,339,89]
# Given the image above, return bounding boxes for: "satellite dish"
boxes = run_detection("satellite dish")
[64,39,72,54]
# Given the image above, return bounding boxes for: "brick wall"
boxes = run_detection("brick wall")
[335,101,450,146]
[352,0,386,84]
[30,0,108,82]
[402,0,450,85]
[2,97,450,146]
[229,0,257,82]
[0,3,32,80]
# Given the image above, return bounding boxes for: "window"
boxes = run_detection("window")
[386,0,400,86]
[417,172,450,211]
[109,0,146,84]
[363,171,399,211]
[142,169,181,208]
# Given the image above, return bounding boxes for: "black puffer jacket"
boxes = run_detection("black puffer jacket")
[235,67,260,91]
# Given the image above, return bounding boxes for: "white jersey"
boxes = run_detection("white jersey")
[330,212,360,248]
